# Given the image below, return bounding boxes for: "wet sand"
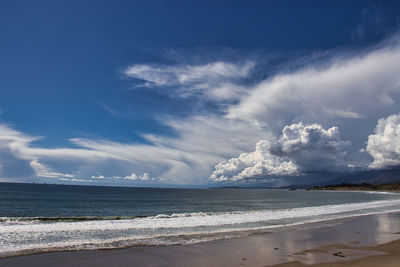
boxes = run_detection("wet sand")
[2,212,400,266]
[276,239,400,266]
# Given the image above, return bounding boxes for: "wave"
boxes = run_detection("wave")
[2,207,400,259]
[2,198,400,232]
[0,215,147,224]
[2,196,400,257]
[2,190,398,225]
[0,212,224,224]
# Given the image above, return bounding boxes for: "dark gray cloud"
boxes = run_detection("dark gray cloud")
[210,123,351,182]
[271,123,351,173]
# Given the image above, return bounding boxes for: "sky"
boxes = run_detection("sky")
[1,0,400,187]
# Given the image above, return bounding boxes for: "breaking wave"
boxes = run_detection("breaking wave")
[2,194,400,257]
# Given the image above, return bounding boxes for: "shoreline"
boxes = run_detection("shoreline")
[3,207,400,260]
[4,189,400,259]
[2,212,400,266]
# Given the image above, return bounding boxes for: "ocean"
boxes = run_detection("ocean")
[1,182,400,257]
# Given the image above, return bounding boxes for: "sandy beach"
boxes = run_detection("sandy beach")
[3,0,400,266]
[1,212,400,266]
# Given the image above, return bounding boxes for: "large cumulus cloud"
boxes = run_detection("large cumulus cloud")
[274,123,351,173]
[366,113,400,169]
[211,123,351,181]
[228,38,400,133]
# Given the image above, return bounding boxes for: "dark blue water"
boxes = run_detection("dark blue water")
[0,182,397,218]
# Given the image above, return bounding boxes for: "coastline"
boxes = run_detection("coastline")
[2,212,400,266]
[308,182,400,192]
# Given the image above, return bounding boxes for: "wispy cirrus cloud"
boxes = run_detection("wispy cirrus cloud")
[0,124,76,182]
[124,61,254,101]
[0,114,267,185]
[0,124,39,180]
[66,115,267,184]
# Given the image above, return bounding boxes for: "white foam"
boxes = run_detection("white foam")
[2,198,400,234]
[2,197,400,257]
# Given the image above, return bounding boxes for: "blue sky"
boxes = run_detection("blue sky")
[1,0,400,187]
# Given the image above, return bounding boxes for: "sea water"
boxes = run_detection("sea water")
[1,182,400,257]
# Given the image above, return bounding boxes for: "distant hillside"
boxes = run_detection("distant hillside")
[308,169,400,187]
[211,169,400,190]
[308,182,400,192]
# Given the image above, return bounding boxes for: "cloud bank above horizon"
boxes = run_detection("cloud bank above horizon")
[2,34,400,186]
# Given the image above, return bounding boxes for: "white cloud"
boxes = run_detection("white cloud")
[322,108,364,119]
[59,178,93,183]
[124,172,149,181]
[30,159,75,179]
[124,61,254,101]
[0,114,267,185]
[91,175,105,179]
[227,41,400,131]
[0,124,40,179]
[66,115,267,184]
[275,123,351,172]
[366,113,400,169]
[211,140,298,182]
[211,122,350,181]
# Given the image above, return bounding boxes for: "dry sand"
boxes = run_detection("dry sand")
[2,212,400,266]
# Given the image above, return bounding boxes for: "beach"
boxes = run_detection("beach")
[2,212,400,266]
[3,1,400,266]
